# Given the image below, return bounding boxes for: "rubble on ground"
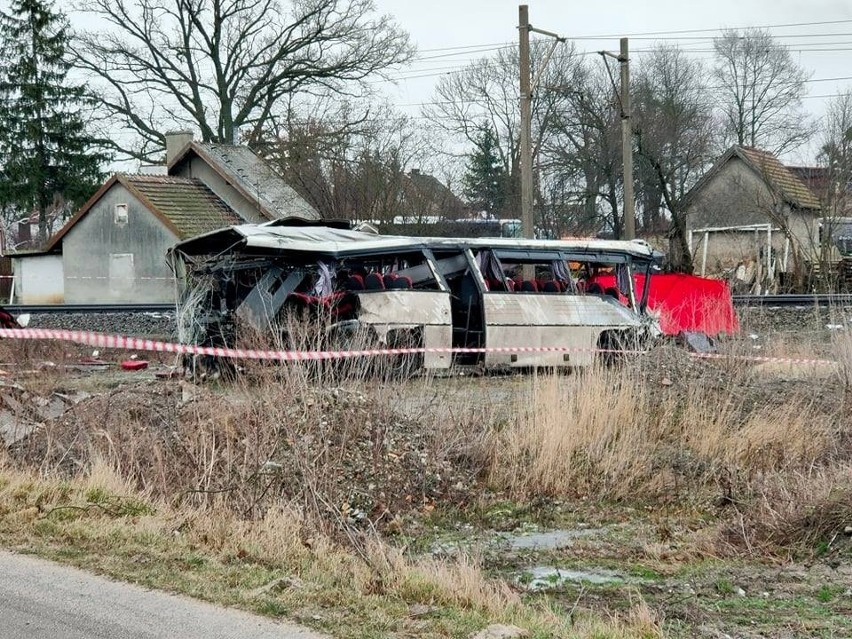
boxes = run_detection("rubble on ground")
[0,382,90,447]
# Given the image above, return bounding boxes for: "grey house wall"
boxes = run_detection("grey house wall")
[171,156,268,223]
[685,158,819,272]
[62,184,177,303]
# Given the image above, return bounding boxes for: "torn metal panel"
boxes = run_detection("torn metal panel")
[0,410,37,447]
[0,388,86,447]
[485,325,600,368]
[483,294,642,328]
[355,291,453,369]
[356,291,451,326]
[482,295,642,368]
[171,224,658,262]
[236,267,303,331]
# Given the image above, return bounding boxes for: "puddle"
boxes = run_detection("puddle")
[496,527,605,551]
[518,566,624,590]
[431,526,606,557]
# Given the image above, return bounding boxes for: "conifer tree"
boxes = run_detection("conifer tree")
[463,125,508,217]
[0,0,105,242]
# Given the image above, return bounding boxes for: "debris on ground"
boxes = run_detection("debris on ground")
[678,330,716,353]
[0,383,91,447]
[121,360,149,371]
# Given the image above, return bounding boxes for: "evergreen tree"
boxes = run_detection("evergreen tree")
[0,0,105,242]
[463,125,508,217]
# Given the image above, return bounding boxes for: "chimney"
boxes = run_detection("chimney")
[165,130,194,164]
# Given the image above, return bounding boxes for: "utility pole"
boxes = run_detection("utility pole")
[620,37,635,240]
[518,5,564,246]
[599,38,635,239]
[519,5,533,242]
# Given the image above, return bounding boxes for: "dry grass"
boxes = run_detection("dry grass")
[719,465,852,555]
[0,460,667,638]
[833,331,852,387]
[482,353,851,557]
[485,364,840,503]
[3,318,852,635]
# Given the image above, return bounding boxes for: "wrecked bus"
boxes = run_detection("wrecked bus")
[168,221,660,372]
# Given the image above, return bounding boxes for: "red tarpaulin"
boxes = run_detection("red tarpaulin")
[591,273,739,336]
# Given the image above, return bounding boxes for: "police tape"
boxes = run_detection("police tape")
[0,328,647,361]
[688,352,838,366]
[0,327,839,367]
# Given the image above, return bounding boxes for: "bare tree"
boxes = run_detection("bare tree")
[812,89,852,289]
[257,102,435,223]
[713,28,813,155]
[423,42,582,222]
[633,45,716,272]
[71,0,413,160]
[819,89,852,217]
[544,61,623,237]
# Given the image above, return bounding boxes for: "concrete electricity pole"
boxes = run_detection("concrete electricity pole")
[519,5,533,241]
[518,5,564,242]
[619,38,635,240]
[600,38,635,239]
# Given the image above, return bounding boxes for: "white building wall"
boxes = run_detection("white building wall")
[12,254,64,304]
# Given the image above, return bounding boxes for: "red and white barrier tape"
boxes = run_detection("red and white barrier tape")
[0,328,645,361]
[689,352,837,366]
[0,328,838,366]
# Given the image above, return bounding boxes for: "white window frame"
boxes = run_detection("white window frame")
[114,203,129,225]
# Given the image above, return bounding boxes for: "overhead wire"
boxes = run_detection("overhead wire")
[389,35,852,83]
[403,18,852,60]
[368,18,852,113]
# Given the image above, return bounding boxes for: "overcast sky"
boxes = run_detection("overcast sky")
[374,0,852,163]
[4,0,851,165]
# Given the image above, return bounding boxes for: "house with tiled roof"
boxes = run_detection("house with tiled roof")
[167,134,319,222]
[12,174,241,304]
[682,145,823,278]
[11,131,316,304]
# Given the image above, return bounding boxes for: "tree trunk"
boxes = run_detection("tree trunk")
[666,213,694,273]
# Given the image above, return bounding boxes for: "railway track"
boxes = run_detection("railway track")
[732,294,852,307]
[5,296,852,314]
[4,303,176,315]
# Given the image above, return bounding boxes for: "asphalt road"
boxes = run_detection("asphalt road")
[0,551,327,639]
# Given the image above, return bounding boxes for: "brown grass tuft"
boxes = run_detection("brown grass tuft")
[485,362,841,508]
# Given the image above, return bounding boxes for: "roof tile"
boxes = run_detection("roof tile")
[193,144,319,221]
[122,175,240,239]
[738,147,822,210]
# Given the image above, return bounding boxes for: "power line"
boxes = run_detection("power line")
[567,18,852,39]
[417,41,507,54]
[380,45,852,84]
[615,32,852,41]
[402,39,852,69]
[404,19,852,62]
[394,37,852,82]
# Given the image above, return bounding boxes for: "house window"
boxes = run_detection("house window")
[114,203,129,225]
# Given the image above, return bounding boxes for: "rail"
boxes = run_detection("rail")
[5,296,852,314]
[4,303,175,315]
[733,294,852,307]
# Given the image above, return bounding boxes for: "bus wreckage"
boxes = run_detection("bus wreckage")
[169,221,667,373]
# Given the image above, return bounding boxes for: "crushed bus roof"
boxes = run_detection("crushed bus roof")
[172,223,658,261]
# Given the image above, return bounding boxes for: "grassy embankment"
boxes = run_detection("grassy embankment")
[1,319,851,637]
